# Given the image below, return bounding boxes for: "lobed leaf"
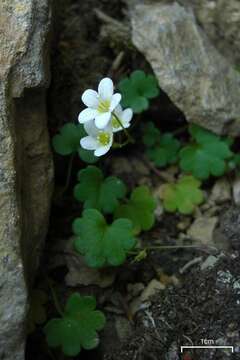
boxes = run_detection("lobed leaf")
[146,133,180,167]
[179,125,233,180]
[142,121,161,147]
[114,186,156,234]
[74,166,126,214]
[52,123,97,163]
[160,176,204,214]
[44,293,105,356]
[118,70,159,113]
[73,209,136,268]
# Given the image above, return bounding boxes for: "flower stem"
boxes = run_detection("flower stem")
[46,277,64,317]
[112,112,135,144]
[112,139,130,148]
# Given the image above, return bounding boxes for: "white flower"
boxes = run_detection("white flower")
[80,121,113,157]
[111,105,133,133]
[78,78,122,130]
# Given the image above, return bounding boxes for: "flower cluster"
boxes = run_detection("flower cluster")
[78,78,133,156]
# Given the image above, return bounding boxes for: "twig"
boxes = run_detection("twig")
[46,277,64,317]
[94,8,125,28]
[113,112,135,144]
[108,51,125,77]
[179,256,203,274]
[142,156,175,182]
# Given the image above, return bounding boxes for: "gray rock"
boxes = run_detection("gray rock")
[182,0,240,66]
[200,255,219,271]
[0,1,53,359]
[130,2,240,135]
[210,178,231,204]
[187,216,218,246]
[140,279,165,302]
[233,178,240,206]
[214,206,240,250]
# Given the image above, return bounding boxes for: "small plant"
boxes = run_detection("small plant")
[160,175,204,215]
[74,166,126,214]
[118,70,159,113]
[179,125,233,180]
[73,209,136,267]
[49,71,240,357]
[44,293,105,356]
[49,73,159,356]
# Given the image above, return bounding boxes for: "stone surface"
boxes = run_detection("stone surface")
[65,253,115,288]
[233,178,240,206]
[0,1,53,359]
[182,0,240,66]
[210,178,231,204]
[214,206,240,251]
[140,279,165,302]
[187,216,218,246]
[130,2,240,135]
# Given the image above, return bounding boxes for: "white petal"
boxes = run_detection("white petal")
[80,136,98,150]
[98,78,113,100]
[94,144,111,156]
[110,93,122,111]
[84,120,99,137]
[95,112,111,129]
[78,108,98,124]
[112,126,123,133]
[82,89,99,108]
[121,108,133,125]
[114,104,123,117]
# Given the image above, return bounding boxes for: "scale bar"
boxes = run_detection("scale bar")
[181,346,234,353]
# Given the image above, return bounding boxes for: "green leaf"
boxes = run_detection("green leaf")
[118,70,159,113]
[74,166,127,214]
[52,123,97,163]
[142,121,161,147]
[160,176,204,214]
[73,209,136,268]
[114,186,156,234]
[27,289,48,333]
[146,133,180,167]
[179,125,233,180]
[44,293,105,356]
[78,148,98,164]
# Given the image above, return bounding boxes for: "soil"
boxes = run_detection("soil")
[103,253,240,360]
[26,0,240,359]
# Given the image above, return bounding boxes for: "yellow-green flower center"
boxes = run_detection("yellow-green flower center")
[97,132,110,146]
[97,99,110,113]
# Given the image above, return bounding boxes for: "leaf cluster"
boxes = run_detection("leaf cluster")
[143,122,180,167]
[118,70,159,113]
[44,293,105,356]
[179,125,233,180]
[52,123,97,163]
[73,166,156,266]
